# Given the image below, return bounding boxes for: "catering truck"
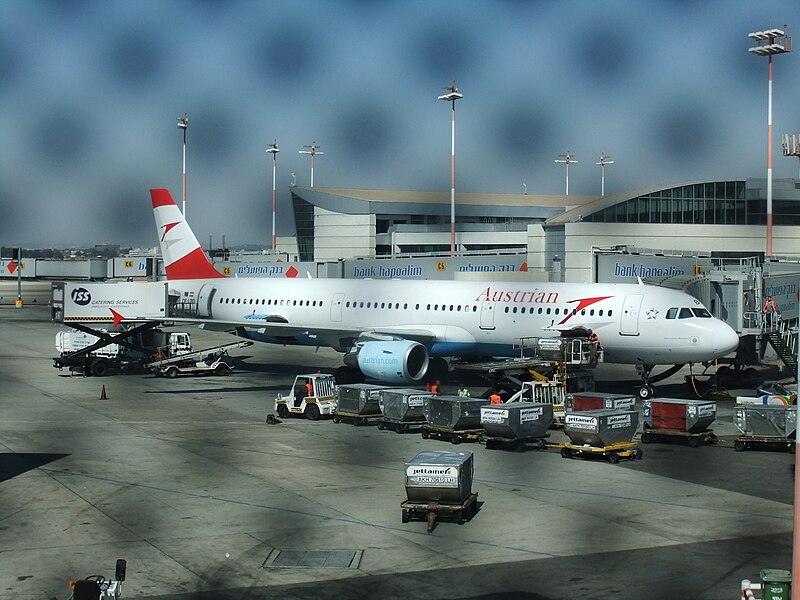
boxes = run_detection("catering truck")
[54,328,193,376]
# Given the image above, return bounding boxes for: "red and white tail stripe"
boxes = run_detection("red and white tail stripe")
[150,188,225,280]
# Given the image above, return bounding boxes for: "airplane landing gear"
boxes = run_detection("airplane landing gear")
[636,364,655,400]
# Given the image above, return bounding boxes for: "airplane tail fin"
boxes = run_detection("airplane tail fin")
[150,188,225,280]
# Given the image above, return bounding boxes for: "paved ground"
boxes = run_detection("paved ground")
[0,306,794,600]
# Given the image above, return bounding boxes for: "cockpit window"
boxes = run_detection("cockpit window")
[692,308,711,318]
[666,308,678,319]
[678,308,693,319]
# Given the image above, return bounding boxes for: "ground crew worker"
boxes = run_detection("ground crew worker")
[763,295,777,327]
[587,329,601,347]
[295,379,312,407]
[431,380,441,394]
[489,389,502,405]
[457,383,470,397]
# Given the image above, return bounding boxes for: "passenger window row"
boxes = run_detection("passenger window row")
[345,301,479,312]
[219,297,324,308]
[503,306,612,317]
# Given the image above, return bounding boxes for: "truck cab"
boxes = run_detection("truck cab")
[168,332,192,355]
[275,374,337,420]
[152,331,192,360]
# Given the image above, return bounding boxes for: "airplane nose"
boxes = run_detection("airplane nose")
[714,322,739,356]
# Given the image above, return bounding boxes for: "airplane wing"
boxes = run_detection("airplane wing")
[136,315,439,350]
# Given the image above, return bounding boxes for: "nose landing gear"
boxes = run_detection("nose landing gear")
[636,364,655,399]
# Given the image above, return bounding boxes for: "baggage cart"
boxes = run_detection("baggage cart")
[402,450,476,532]
[425,395,486,430]
[480,402,553,450]
[642,398,716,433]
[640,428,717,448]
[734,405,796,437]
[733,405,796,452]
[559,441,643,464]
[333,384,388,424]
[421,424,484,444]
[481,434,549,451]
[563,409,638,447]
[733,436,795,452]
[378,388,434,433]
[401,493,479,532]
[332,409,382,425]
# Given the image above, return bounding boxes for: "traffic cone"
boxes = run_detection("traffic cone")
[100,385,108,400]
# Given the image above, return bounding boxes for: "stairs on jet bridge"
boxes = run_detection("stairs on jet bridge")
[765,322,798,379]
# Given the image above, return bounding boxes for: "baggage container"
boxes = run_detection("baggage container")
[404,450,473,503]
[734,405,797,438]
[642,398,716,433]
[480,402,553,439]
[425,396,486,430]
[379,388,434,423]
[564,409,638,447]
[335,383,389,415]
[566,392,636,413]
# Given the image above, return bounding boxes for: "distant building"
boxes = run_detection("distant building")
[291,178,800,281]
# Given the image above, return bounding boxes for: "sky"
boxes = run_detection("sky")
[1,0,799,249]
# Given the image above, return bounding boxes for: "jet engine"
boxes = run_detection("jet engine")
[348,340,429,384]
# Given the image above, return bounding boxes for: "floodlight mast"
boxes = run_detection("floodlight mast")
[748,25,792,257]
[438,81,463,256]
[298,142,324,187]
[596,153,614,197]
[177,114,188,217]
[266,141,279,252]
[554,152,577,196]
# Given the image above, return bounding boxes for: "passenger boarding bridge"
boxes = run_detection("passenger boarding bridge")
[594,247,800,377]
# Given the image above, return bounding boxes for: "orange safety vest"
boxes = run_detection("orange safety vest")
[489,393,502,405]
[305,382,313,397]
[431,384,440,393]
[763,298,777,313]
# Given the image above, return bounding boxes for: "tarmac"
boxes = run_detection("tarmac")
[0,305,795,600]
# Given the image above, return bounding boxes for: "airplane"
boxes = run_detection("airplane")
[151,188,739,396]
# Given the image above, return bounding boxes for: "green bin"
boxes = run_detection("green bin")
[761,569,791,600]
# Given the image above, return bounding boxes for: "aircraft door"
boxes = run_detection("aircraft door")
[480,299,496,330]
[196,285,217,318]
[330,292,345,322]
[620,293,643,335]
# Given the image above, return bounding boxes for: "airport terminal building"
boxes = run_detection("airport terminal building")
[291,178,800,282]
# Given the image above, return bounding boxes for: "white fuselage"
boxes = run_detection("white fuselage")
[167,276,740,366]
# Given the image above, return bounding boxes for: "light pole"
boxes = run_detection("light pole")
[266,141,279,252]
[177,113,188,217]
[555,152,577,196]
[748,25,792,257]
[299,142,323,187]
[438,81,463,256]
[596,153,614,197]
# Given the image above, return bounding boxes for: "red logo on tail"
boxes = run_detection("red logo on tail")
[160,222,180,242]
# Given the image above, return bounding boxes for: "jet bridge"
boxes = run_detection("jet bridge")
[594,248,800,375]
